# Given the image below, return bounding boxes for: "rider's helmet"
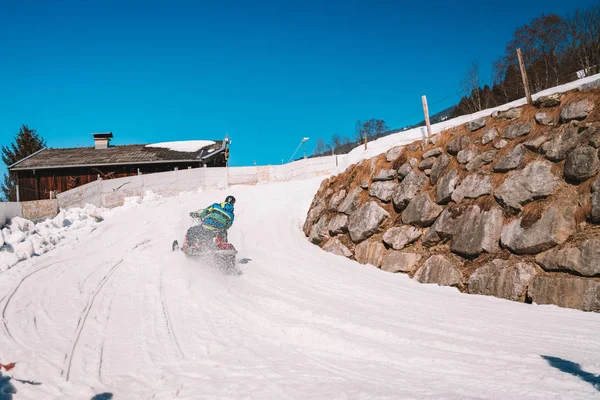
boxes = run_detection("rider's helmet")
[225,195,236,205]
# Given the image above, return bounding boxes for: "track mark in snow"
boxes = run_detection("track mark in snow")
[61,259,124,381]
[131,239,151,251]
[159,269,184,358]
[1,260,64,344]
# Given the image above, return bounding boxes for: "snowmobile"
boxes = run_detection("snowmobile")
[172,218,246,275]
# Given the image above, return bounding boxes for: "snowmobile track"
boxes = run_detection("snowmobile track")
[62,258,123,381]
[159,269,184,358]
[1,260,66,345]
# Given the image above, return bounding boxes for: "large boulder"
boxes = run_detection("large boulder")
[560,99,595,122]
[465,150,496,171]
[397,162,413,181]
[402,194,443,227]
[369,181,398,203]
[527,275,600,312]
[381,252,422,273]
[579,239,600,277]
[535,246,581,271]
[494,108,522,121]
[591,178,600,223]
[436,169,460,204]
[450,206,503,256]
[355,240,386,267]
[482,128,499,145]
[329,190,346,211]
[373,169,397,181]
[418,157,436,171]
[392,170,428,211]
[468,260,537,301]
[422,208,458,247]
[413,255,463,287]
[541,125,581,161]
[500,206,576,254]
[446,136,471,155]
[328,214,349,235]
[502,122,532,140]
[538,240,600,277]
[493,144,527,172]
[423,147,443,158]
[322,238,352,257]
[466,117,486,132]
[451,174,493,203]
[382,226,422,250]
[457,149,480,164]
[523,135,549,151]
[535,112,554,126]
[535,93,561,108]
[564,146,600,182]
[304,201,326,236]
[339,187,362,215]
[309,215,330,245]
[386,146,403,162]
[493,139,509,149]
[429,154,451,185]
[588,126,600,148]
[348,201,390,243]
[494,161,560,210]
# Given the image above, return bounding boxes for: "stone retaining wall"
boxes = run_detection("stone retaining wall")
[304,87,600,312]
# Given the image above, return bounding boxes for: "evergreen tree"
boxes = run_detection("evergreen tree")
[1,125,46,201]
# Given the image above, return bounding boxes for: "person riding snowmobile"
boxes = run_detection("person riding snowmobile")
[186,195,236,251]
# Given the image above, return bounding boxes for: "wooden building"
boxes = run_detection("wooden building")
[9,133,230,201]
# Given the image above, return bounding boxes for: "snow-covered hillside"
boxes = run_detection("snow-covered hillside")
[0,178,599,399]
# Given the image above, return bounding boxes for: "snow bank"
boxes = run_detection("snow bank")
[0,206,107,272]
[335,74,600,174]
[145,140,216,152]
[0,191,163,272]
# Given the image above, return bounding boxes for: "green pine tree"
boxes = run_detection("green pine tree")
[1,125,46,201]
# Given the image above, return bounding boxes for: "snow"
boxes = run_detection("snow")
[335,73,600,174]
[0,178,598,399]
[0,206,107,272]
[145,140,216,152]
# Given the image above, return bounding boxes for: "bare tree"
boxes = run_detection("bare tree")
[359,119,389,141]
[495,14,568,93]
[460,60,483,113]
[354,120,363,142]
[312,138,330,156]
[567,4,600,77]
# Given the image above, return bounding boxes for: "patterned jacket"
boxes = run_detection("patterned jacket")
[191,202,235,231]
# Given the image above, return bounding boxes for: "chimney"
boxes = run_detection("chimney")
[93,132,113,149]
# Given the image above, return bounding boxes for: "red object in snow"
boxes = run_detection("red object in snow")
[1,362,16,371]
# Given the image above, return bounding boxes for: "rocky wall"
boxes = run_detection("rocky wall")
[304,88,600,312]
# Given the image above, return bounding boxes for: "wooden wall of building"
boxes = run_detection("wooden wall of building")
[15,162,204,201]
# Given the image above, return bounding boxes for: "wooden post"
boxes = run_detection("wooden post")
[364,131,367,150]
[517,48,533,105]
[16,184,20,202]
[422,95,432,138]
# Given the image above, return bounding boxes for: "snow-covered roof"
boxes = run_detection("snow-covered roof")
[145,140,216,152]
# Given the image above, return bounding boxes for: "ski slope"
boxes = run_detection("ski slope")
[0,178,599,399]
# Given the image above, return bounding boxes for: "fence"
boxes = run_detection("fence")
[0,155,340,225]
[53,155,341,210]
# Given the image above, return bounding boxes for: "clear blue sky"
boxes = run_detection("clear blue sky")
[1,0,596,176]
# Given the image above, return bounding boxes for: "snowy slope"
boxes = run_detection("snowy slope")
[0,179,599,399]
